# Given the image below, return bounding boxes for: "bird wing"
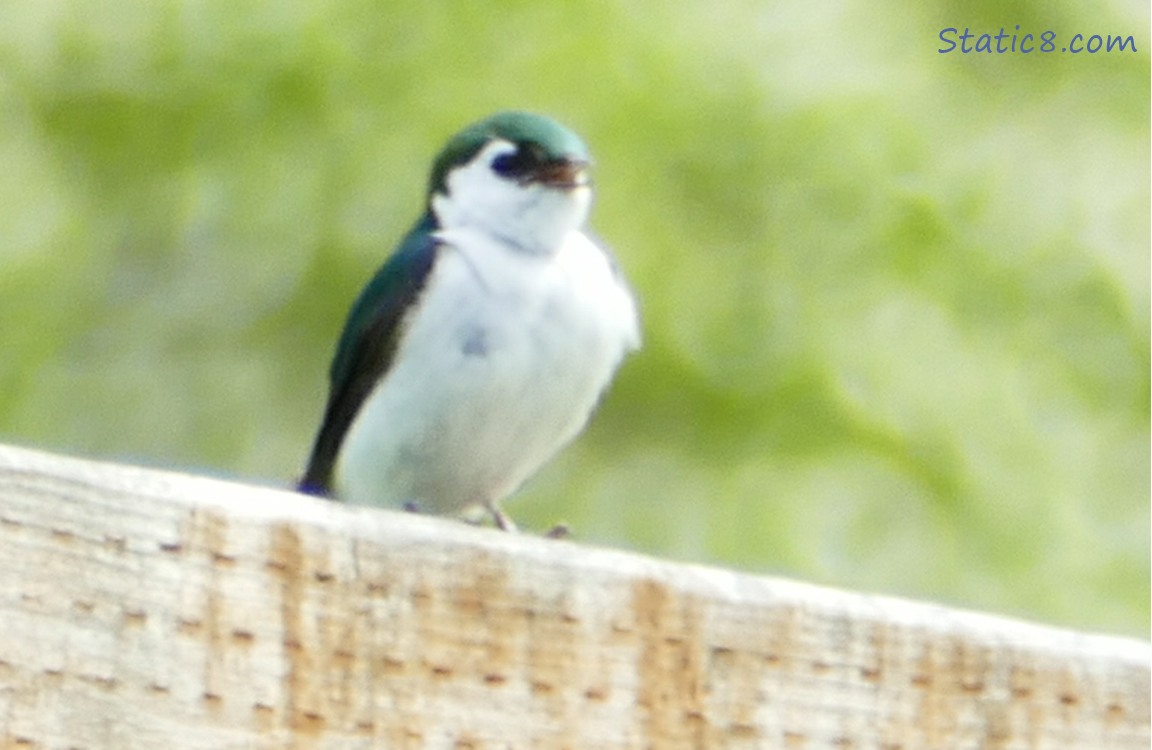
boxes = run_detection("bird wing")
[299,218,441,495]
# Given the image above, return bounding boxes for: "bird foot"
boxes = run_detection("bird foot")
[489,506,520,533]
[476,504,570,538]
[544,523,570,540]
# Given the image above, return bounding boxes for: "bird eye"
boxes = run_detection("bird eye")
[490,143,544,179]
[490,152,521,177]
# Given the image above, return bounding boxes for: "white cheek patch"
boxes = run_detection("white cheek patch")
[448,140,517,196]
[432,138,592,254]
[436,140,520,224]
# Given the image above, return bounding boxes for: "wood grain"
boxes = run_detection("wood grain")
[0,443,1147,749]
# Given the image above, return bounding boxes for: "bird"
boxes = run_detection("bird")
[298,111,640,531]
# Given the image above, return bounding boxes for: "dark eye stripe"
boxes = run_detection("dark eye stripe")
[491,143,546,179]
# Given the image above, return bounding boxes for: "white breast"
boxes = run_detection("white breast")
[333,226,639,514]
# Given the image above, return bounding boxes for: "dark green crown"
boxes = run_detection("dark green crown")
[428,111,589,196]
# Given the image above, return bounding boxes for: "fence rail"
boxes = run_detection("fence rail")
[0,443,1147,749]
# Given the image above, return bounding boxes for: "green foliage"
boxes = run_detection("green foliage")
[0,0,1146,634]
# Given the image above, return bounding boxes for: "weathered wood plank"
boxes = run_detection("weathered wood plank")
[0,443,1147,749]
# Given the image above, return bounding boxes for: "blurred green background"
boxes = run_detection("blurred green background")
[0,1,1147,636]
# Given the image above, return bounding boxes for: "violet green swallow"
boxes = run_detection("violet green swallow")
[298,111,640,531]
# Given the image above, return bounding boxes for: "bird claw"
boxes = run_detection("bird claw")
[487,505,571,539]
[411,500,567,538]
[489,506,519,533]
[544,523,570,540]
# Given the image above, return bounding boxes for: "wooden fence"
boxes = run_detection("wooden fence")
[0,443,1147,749]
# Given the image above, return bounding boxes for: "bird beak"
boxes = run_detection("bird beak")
[531,158,590,189]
